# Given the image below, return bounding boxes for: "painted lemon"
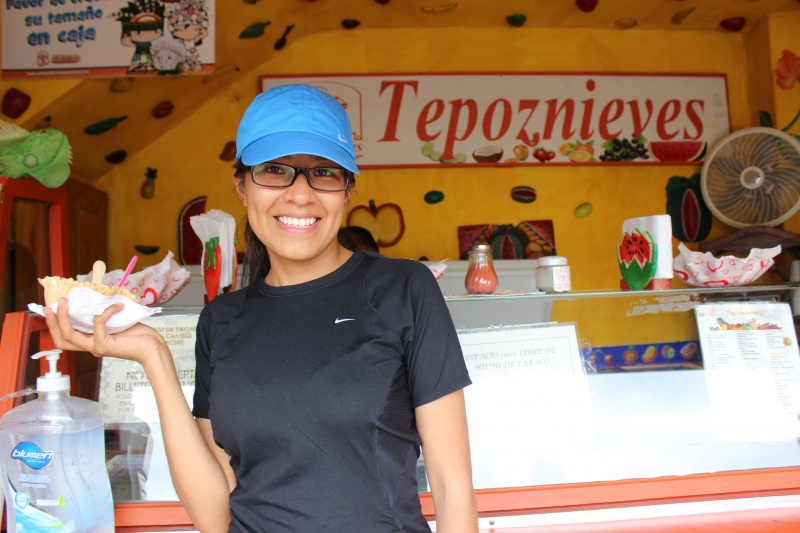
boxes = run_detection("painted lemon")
[642,345,658,363]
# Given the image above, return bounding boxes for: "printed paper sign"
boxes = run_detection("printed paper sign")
[98,312,198,502]
[261,73,730,168]
[458,322,586,379]
[2,0,215,79]
[695,302,800,441]
[98,312,198,423]
[458,323,595,489]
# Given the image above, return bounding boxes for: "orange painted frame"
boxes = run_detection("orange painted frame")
[0,176,70,287]
[109,466,800,530]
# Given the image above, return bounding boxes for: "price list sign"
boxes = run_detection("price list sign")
[695,302,800,441]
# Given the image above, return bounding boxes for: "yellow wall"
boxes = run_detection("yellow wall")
[769,13,800,136]
[94,23,798,346]
[764,13,800,236]
[101,27,752,271]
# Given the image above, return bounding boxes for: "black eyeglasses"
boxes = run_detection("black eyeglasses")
[250,162,352,192]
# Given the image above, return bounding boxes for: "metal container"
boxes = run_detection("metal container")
[465,244,499,294]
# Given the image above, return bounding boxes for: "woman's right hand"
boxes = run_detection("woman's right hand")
[43,297,169,367]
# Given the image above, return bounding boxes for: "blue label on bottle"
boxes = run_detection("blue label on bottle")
[10,441,54,469]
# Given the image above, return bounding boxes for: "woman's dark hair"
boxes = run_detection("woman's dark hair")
[339,226,379,252]
[234,160,358,286]
[233,162,271,286]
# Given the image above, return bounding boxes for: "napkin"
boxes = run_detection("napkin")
[189,209,236,301]
[76,251,191,306]
[427,260,448,281]
[28,287,161,334]
[672,243,781,287]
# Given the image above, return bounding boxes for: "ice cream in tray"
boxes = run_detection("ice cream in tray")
[28,253,189,334]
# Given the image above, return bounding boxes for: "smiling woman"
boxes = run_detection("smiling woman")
[188,84,478,532]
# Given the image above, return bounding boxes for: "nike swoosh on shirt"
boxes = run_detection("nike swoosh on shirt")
[334,317,355,324]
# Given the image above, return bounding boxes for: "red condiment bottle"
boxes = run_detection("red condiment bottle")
[465,244,499,294]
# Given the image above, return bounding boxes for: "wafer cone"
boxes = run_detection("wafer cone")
[39,276,141,306]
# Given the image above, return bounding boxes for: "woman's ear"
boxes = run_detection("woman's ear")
[345,178,356,206]
[232,170,247,206]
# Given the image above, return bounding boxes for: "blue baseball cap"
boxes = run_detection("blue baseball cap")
[236,84,359,174]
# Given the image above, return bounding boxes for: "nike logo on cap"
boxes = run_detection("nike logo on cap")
[337,134,348,143]
[335,317,355,323]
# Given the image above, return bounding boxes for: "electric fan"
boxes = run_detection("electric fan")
[700,127,800,228]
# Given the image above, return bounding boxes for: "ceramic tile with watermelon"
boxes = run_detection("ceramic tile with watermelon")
[458,220,556,260]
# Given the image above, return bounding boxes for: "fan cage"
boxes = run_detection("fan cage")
[701,127,800,229]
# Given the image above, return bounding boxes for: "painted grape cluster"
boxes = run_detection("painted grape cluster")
[599,134,650,162]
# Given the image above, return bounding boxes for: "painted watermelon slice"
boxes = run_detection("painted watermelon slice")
[650,141,706,162]
[617,229,659,290]
[666,173,712,242]
[489,225,528,259]
[178,196,207,265]
[457,224,494,259]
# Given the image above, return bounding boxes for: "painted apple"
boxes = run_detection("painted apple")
[346,200,405,247]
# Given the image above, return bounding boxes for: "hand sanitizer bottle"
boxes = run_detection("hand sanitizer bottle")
[0,349,114,532]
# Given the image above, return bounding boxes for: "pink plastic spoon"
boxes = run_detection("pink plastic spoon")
[118,256,138,287]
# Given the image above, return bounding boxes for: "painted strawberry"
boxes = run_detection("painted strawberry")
[204,236,222,302]
[533,147,556,162]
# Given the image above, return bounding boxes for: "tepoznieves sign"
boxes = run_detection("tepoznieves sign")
[261,73,731,168]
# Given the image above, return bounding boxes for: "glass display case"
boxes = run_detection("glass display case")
[3,277,800,531]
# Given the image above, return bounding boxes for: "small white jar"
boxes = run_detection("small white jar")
[536,256,571,293]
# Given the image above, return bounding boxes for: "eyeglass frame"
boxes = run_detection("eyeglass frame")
[249,162,353,192]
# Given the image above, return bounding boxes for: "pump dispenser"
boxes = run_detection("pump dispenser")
[32,349,71,393]
[0,349,115,532]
